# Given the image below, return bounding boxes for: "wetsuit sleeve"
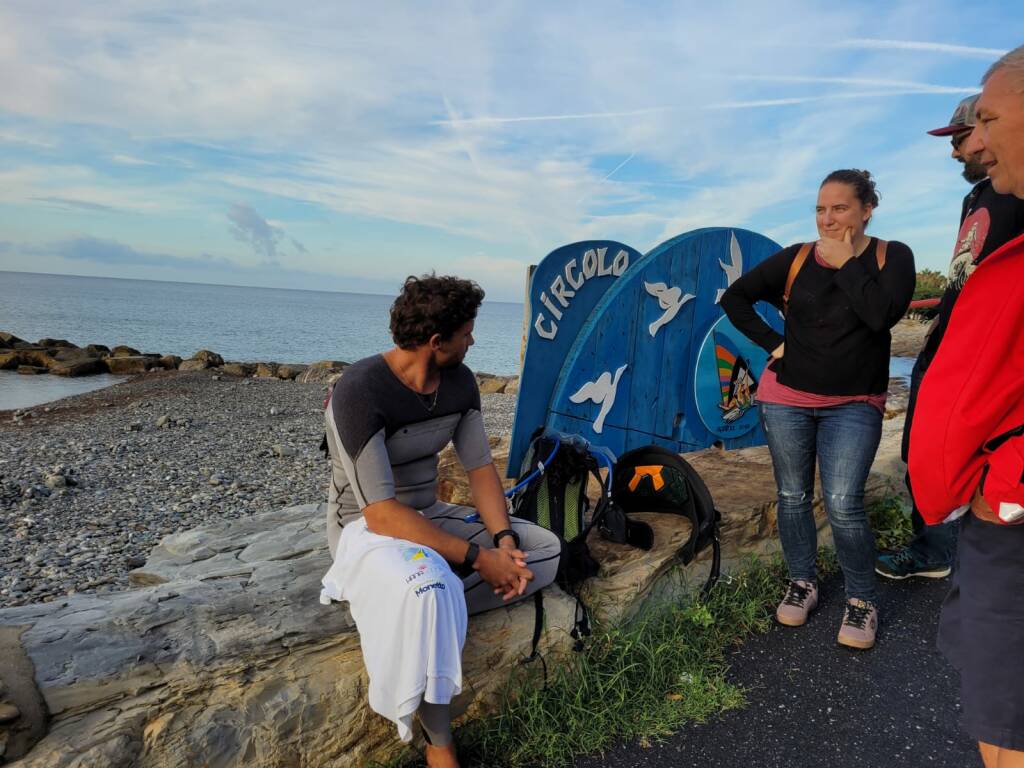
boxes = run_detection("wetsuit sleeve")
[328,384,396,509]
[720,246,794,354]
[833,240,916,332]
[452,371,492,471]
[453,409,493,471]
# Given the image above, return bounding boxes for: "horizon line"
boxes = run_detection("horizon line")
[0,269,526,305]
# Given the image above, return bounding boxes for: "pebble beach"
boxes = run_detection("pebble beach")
[0,370,517,609]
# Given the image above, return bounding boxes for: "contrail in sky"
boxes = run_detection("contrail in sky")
[601,153,635,183]
[437,87,975,127]
[727,74,977,93]
[831,38,1007,58]
[433,107,669,126]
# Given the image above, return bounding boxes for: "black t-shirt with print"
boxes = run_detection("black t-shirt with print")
[920,179,1024,370]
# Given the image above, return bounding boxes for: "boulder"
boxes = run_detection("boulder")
[17,347,100,376]
[476,374,510,395]
[177,359,210,372]
[0,351,22,370]
[102,356,159,375]
[17,348,104,376]
[47,349,103,377]
[158,355,182,371]
[296,361,348,384]
[0,332,28,349]
[191,350,224,367]
[255,362,279,378]
[16,366,47,376]
[17,349,55,369]
[85,344,111,356]
[110,345,141,357]
[36,339,77,349]
[504,376,520,396]
[222,362,257,377]
[275,364,309,381]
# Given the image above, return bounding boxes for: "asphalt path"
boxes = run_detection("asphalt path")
[577,574,980,768]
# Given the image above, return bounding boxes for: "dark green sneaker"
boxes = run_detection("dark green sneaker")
[875,548,951,580]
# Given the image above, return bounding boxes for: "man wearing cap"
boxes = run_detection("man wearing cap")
[909,44,1024,765]
[876,93,1024,581]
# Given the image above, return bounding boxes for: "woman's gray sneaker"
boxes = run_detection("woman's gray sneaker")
[775,580,818,626]
[837,598,878,649]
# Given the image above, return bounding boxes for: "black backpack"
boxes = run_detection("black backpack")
[611,444,722,597]
[509,430,609,591]
[510,429,646,649]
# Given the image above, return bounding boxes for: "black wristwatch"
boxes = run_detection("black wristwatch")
[493,529,520,549]
[459,541,480,576]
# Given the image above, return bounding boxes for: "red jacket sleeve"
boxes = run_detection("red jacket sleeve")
[908,234,1024,524]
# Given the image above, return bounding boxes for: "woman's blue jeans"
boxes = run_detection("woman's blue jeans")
[758,401,883,602]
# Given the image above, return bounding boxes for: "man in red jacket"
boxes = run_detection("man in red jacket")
[908,44,1024,767]
[877,93,1024,581]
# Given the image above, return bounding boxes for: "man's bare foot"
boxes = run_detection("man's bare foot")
[424,742,459,768]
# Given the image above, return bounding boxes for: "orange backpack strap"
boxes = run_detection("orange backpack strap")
[875,239,888,270]
[783,243,813,316]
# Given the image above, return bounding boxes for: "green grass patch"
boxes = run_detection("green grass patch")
[439,550,838,767]
[868,493,914,552]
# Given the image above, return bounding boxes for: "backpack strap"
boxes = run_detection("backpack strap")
[875,239,888,270]
[519,591,549,684]
[783,243,813,316]
[698,510,722,599]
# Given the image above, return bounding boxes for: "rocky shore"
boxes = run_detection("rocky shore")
[0,370,518,609]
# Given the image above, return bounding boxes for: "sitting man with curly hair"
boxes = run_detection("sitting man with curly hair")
[319,274,560,768]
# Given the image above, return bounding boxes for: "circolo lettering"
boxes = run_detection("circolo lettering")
[534,247,629,340]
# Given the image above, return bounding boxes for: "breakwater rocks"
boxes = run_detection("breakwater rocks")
[0,332,521,394]
[0,333,333,382]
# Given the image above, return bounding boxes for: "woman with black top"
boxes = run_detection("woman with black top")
[721,170,915,650]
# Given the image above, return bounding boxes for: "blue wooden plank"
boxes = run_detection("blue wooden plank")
[625,232,700,440]
[509,241,643,474]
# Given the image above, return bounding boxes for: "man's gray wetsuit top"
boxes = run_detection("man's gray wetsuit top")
[324,354,492,556]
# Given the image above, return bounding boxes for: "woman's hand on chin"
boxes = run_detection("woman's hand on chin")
[816,227,856,269]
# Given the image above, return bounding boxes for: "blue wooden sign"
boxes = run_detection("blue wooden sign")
[507,240,644,476]
[508,227,783,476]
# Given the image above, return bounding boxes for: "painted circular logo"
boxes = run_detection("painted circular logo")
[693,315,771,439]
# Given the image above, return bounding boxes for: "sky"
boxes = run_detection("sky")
[0,2,1020,302]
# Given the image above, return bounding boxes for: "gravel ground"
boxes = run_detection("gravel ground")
[0,370,516,609]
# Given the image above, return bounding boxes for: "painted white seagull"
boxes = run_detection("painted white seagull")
[644,281,694,337]
[569,364,628,434]
[715,231,744,304]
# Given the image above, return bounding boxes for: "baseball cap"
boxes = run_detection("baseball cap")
[927,94,980,136]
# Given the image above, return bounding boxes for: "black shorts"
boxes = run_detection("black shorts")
[938,512,1024,750]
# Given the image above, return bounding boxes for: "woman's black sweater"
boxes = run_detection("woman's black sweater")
[720,237,916,396]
